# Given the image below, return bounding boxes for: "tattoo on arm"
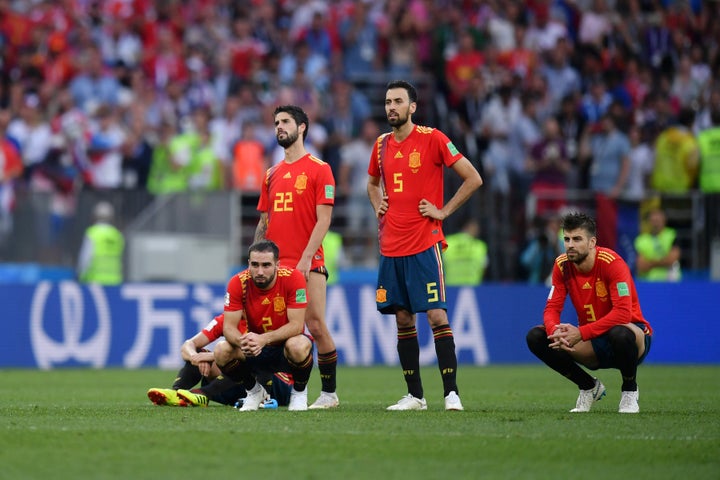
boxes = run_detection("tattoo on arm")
[254,215,267,242]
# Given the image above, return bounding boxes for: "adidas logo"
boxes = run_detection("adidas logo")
[262,298,271,305]
[582,282,592,289]
[394,151,403,158]
[283,172,291,179]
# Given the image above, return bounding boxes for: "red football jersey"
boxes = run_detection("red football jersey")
[544,247,653,340]
[257,154,335,269]
[368,125,463,256]
[224,267,308,339]
[200,313,247,343]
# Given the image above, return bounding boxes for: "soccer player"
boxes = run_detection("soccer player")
[147,312,292,408]
[254,105,340,409]
[526,212,653,413]
[213,240,315,411]
[367,80,483,411]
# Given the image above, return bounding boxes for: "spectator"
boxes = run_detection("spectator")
[671,54,704,108]
[7,93,52,184]
[579,113,631,248]
[69,47,121,113]
[634,208,682,281]
[121,104,154,190]
[581,113,631,200]
[520,215,563,285]
[698,109,720,193]
[444,29,484,107]
[338,117,380,263]
[623,124,654,202]
[555,93,587,189]
[339,0,381,77]
[479,81,521,195]
[443,218,489,286]
[142,25,188,90]
[540,37,581,110]
[298,10,336,61]
[580,77,613,125]
[278,40,329,92]
[652,107,699,193]
[508,92,542,201]
[86,104,128,189]
[231,121,267,193]
[147,121,189,195]
[185,107,224,191]
[77,201,125,285]
[527,117,571,218]
[0,106,23,243]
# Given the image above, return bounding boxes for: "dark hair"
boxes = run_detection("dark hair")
[561,212,596,237]
[386,80,417,104]
[677,107,696,128]
[248,239,279,261]
[273,105,309,140]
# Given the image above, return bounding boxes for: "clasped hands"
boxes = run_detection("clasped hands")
[240,332,266,357]
[548,323,582,351]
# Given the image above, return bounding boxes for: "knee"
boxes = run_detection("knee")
[607,325,636,348]
[526,326,548,349]
[213,340,233,365]
[285,335,312,362]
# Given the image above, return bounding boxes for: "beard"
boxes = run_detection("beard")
[276,130,299,148]
[567,250,589,264]
[252,271,276,289]
[387,111,409,128]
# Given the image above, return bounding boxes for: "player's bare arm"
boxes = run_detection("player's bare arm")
[297,204,333,277]
[222,310,245,348]
[419,156,482,220]
[181,333,213,363]
[254,212,268,243]
[367,175,388,217]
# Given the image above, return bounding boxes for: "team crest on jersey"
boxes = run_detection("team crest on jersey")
[376,287,387,303]
[409,151,421,172]
[273,296,286,312]
[294,173,308,192]
[595,280,608,300]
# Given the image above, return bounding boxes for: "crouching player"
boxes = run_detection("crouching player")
[147,312,292,407]
[214,240,314,411]
[526,212,653,413]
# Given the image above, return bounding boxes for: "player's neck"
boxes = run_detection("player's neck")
[392,122,415,142]
[283,142,307,164]
[575,248,597,273]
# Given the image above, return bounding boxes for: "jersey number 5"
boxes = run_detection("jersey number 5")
[427,282,439,303]
[392,172,403,192]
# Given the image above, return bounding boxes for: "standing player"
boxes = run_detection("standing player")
[255,105,339,409]
[213,240,314,411]
[526,212,653,413]
[147,313,292,408]
[367,80,483,411]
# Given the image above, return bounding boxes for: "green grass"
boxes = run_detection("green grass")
[1,365,718,480]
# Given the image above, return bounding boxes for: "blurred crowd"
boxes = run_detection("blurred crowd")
[0,0,719,277]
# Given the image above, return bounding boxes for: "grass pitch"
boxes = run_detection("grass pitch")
[1,365,718,480]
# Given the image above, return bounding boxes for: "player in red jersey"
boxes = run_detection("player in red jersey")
[255,105,340,409]
[213,240,314,411]
[526,212,653,413]
[367,80,483,411]
[147,313,293,408]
